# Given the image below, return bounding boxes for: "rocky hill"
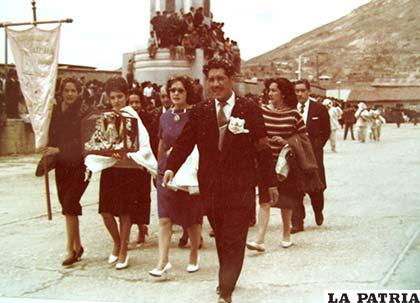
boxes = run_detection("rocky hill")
[242,0,420,83]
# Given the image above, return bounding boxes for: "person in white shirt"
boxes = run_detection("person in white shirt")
[371,110,386,141]
[355,102,371,143]
[143,82,154,108]
[322,98,342,152]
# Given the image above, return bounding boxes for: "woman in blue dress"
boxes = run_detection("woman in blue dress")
[149,75,203,277]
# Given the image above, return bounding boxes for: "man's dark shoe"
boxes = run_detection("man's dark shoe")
[216,286,220,295]
[291,225,304,234]
[178,232,188,248]
[315,212,324,226]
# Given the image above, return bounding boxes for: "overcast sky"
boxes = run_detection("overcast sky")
[1,0,369,70]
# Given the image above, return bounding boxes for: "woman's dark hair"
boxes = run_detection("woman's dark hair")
[166,75,196,105]
[128,89,142,100]
[105,76,129,96]
[58,77,83,115]
[60,77,82,94]
[264,77,298,108]
[203,57,235,78]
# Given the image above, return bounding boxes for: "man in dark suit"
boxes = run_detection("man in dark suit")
[342,103,356,140]
[293,79,331,233]
[163,58,278,303]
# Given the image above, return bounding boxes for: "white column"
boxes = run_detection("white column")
[191,0,204,8]
[184,0,191,11]
[150,0,157,18]
[175,0,184,12]
[159,0,166,11]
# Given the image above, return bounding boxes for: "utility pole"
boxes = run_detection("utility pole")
[316,52,327,84]
[336,80,342,100]
[297,54,302,80]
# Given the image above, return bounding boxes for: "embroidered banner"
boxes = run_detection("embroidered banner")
[7,25,61,148]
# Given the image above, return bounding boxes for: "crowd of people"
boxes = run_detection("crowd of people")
[243,91,391,153]
[1,55,417,303]
[148,7,241,72]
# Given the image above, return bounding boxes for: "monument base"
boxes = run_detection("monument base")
[134,48,205,86]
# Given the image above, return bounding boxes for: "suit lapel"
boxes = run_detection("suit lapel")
[306,100,314,129]
[204,100,219,148]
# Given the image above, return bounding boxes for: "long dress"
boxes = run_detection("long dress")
[48,100,89,216]
[157,109,203,227]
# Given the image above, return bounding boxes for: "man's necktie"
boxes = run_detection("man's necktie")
[217,102,228,150]
[299,104,305,115]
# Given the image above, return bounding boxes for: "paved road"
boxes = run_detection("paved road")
[0,124,419,303]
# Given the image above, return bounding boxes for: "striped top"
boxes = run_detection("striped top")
[261,104,307,157]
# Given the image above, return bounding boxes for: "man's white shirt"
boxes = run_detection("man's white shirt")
[215,91,236,121]
[297,98,310,123]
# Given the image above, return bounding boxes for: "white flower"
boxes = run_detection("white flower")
[228,117,249,134]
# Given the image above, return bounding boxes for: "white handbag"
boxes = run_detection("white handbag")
[166,145,200,195]
[275,144,291,181]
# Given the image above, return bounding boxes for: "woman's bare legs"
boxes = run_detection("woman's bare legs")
[65,215,81,257]
[101,213,120,256]
[118,215,131,262]
[156,218,172,269]
[187,224,202,264]
[255,203,271,244]
[281,209,292,242]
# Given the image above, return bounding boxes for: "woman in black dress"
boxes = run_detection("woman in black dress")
[42,77,89,266]
[99,76,150,270]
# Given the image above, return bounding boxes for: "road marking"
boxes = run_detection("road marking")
[380,222,420,286]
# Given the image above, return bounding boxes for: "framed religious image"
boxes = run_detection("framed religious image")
[81,109,139,157]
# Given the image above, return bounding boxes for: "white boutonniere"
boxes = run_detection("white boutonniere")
[228,117,249,134]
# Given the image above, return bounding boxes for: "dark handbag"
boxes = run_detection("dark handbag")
[35,155,57,177]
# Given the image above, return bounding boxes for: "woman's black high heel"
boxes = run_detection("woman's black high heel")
[62,246,84,266]
[76,246,84,260]
[62,251,77,266]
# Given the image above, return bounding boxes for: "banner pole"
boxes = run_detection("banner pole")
[4,28,8,91]
[43,157,52,220]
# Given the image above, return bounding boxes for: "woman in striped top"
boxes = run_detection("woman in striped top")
[247,77,306,251]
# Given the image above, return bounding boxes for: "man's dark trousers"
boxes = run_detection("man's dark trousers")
[344,123,355,140]
[207,189,255,299]
[292,191,324,227]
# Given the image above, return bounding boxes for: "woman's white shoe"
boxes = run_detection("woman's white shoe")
[108,254,118,264]
[186,256,200,273]
[115,255,129,270]
[281,240,293,248]
[148,262,172,277]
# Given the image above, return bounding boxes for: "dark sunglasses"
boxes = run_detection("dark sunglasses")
[169,88,185,94]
